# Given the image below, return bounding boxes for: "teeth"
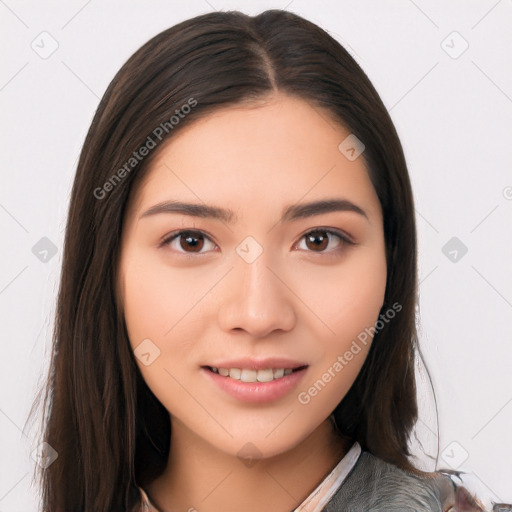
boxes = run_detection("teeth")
[274,368,284,379]
[210,367,299,382]
[229,368,241,379]
[255,369,273,382]
[241,369,257,382]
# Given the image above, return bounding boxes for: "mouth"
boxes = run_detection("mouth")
[201,363,309,403]
[203,365,309,383]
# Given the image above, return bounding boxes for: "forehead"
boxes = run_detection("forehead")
[128,94,381,224]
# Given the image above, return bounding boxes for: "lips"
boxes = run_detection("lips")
[201,364,309,403]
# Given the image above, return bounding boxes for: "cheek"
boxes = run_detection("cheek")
[297,246,387,345]
[294,244,387,392]
[121,254,204,347]
[120,255,208,405]
[122,264,172,346]
[335,254,387,337]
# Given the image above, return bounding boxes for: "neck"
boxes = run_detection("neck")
[145,417,351,512]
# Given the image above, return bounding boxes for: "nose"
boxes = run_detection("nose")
[217,252,296,338]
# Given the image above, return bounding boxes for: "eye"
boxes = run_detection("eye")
[294,228,355,254]
[160,230,217,255]
[159,228,355,257]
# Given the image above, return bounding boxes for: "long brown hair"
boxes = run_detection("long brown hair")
[29,9,423,511]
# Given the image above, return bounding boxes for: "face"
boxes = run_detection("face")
[117,93,387,459]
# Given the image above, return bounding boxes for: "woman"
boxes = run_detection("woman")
[31,8,507,512]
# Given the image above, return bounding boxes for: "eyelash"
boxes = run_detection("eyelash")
[158,228,356,259]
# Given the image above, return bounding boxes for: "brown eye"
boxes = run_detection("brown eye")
[179,231,204,252]
[161,230,216,255]
[305,230,329,251]
[296,229,353,254]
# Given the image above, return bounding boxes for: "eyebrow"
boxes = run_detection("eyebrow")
[139,198,368,223]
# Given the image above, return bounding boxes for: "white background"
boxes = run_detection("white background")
[1,0,511,509]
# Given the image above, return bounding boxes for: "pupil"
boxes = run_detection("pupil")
[307,231,327,251]
[182,232,203,252]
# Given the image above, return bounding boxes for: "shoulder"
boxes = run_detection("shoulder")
[324,450,445,512]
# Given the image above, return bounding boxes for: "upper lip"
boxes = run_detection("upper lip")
[203,358,309,371]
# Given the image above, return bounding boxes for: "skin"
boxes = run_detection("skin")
[117,92,387,512]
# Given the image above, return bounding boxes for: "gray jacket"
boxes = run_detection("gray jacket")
[323,450,510,511]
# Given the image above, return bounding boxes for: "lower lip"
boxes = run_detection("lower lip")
[201,366,308,403]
